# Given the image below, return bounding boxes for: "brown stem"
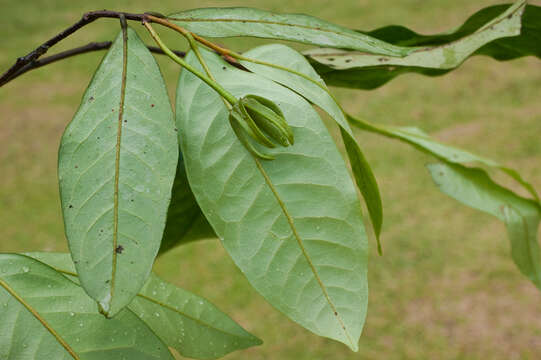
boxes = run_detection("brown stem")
[0,10,158,87]
[4,42,186,84]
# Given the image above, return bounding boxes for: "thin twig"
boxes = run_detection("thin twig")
[0,10,155,87]
[4,42,186,84]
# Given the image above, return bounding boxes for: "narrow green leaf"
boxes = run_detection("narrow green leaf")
[427,163,541,289]
[159,155,216,255]
[240,44,383,250]
[348,116,539,202]
[0,254,173,360]
[363,4,541,59]
[167,7,411,56]
[24,252,261,360]
[307,1,533,89]
[177,49,368,351]
[58,28,178,316]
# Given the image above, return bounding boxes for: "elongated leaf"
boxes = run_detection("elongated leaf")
[427,163,541,289]
[58,27,178,317]
[167,7,411,56]
[24,252,262,360]
[177,49,368,350]
[348,116,539,202]
[240,44,383,250]
[307,1,535,89]
[363,4,541,59]
[159,155,216,255]
[0,254,173,360]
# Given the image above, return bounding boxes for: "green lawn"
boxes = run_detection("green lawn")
[1,0,541,359]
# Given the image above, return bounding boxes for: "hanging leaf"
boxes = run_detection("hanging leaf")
[58,27,178,317]
[239,44,383,251]
[306,1,536,89]
[176,49,368,351]
[24,252,262,360]
[0,254,173,360]
[167,7,412,56]
[427,163,541,289]
[348,116,539,202]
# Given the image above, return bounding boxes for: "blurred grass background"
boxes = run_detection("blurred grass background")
[1,0,541,358]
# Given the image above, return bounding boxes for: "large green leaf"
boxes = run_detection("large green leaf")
[239,44,383,250]
[0,254,173,360]
[176,49,368,350]
[167,7,411,56]
[307,1,537,89]
[58,27,178,317]
[24,253,262,360]
[427,163,541,289]
[159,155,216,255]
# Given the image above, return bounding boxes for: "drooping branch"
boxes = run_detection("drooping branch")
[4,42,187,85]
[0,10,160,87]
[0,10,249,87]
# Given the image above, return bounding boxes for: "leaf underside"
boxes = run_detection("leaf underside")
[0,254,173,360]
[167,7,411,56]
[307,1,539,89]
[239,44,383,246]
[58,27,178,317]
[24,252,262,360]
[427,163,541,289]
[176,48,368,350]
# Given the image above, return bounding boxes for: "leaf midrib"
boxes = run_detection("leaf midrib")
[109,21,129,312]
[0,278,80,360]
[167,12,405,53]
[252,157,355,348]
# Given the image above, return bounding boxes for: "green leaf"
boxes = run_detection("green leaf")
[159,155,216,255]
[176,49,368,351]
[239,44,383,252]
[0,254,173,360]
[427,163,541,289]
[348,116,539,202]
[58,27,178,317]
[167,7,411,56]
[363,4,541,59]
[24,252,262,360]
[307,1,534,89]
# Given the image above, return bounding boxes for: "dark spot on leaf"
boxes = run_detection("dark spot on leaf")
[100,229,104,233]
[68,205,73,209]
[74,165,78,169]
[378,57,389,62]
[327,58,335,61]
[112,109,115,112]
[89,96,95,101]
[174,128,178,132]
[74,261,78,264]
[115,245,124,254]
[507,13,513,19]
[97,137,100,140]
[222,66,227,70]
[124,119,127,123]
[105,280,110,284]
[345,59,351,63]
[151,104,155,107]
[334,311,338,315]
